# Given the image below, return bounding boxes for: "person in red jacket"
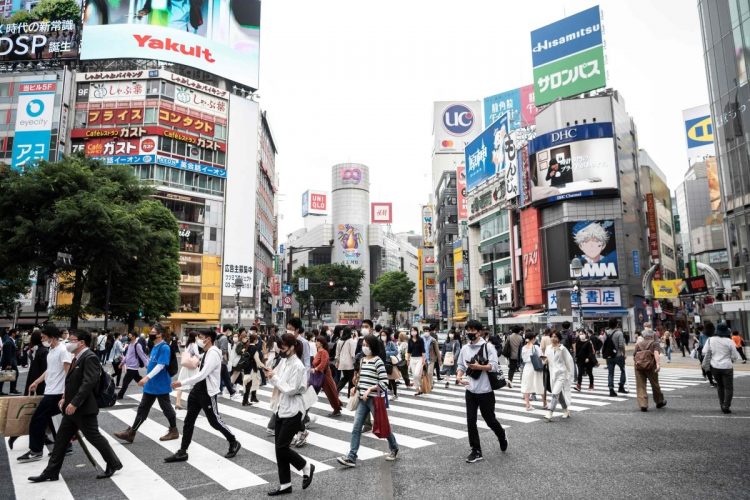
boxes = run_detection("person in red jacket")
[312,336,342,417]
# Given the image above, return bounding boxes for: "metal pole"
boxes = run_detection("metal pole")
[286,246,295,325]
[103,269,111,331]
[235,290,241,330]
[577,278,583,330]
[490,248,497,334]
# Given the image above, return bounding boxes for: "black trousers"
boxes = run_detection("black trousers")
[698,352,716,383]
[576,362,594,386]
[398,363,410,386]
[711,367,734,409]
[44,411,120,476]
[465,390,505,453]
[112,363,123,387]
[508,360,519,382]
[180,384,236,451]
[132,392,176,431]
[274,412,306,484]
[117,368,142,398]
[337,369,355,393]
[219,363,235,395]
[29,394,62,453]
[737,347,748,362]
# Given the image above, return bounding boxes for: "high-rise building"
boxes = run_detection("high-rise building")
[639,150,678,280]
[435,170,458,326]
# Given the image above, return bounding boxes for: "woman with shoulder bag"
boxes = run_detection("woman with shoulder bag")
[312,336,342,416]
[520,331,544,411]
[174,331,200,410]
[396,332,410,387]
[441,331,462,388]
[241,333,266,406]
[382,329,402,400]
[574,331,596,392]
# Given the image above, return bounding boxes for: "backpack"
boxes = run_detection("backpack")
[602,333,617,359]
[501,336,512,359]
[95,357,117,408]
[167,343,178,377]
[634,341,657,372]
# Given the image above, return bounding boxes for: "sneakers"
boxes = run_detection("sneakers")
[17,451,43,463]
[384,449,399,461]
[545,410,553,421]
[337,456,356,467]
[466,449,483,463]
[164,449,189,462]
[294,430,309,448]
[562,409,571,419]
[225,440,241,458]
[230,393,243,402]
[656,401,667,409]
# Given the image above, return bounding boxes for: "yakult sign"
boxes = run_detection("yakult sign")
[434,101,482,153]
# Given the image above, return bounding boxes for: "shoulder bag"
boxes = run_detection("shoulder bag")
[181,344,200,369]
[372,387,392,439]
[588,341,600,367]
[482,344,507,390]
[701,338,713,372]
[530,345,544,372]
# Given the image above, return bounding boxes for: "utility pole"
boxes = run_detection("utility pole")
[103,269,112,331]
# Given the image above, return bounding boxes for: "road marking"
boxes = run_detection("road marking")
[109,408,266,489]
[5,435,76,500]
[691,415,750,419]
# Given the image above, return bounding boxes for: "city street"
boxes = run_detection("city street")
[3,361,748,499]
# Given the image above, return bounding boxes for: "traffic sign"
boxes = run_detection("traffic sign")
[282,284,293,295]
[283,296,292,306]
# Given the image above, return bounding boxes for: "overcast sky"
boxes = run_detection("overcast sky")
[259,0,707,241]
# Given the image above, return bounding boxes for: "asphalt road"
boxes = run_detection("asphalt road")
[1,363,748,500]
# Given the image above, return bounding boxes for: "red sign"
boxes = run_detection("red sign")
[646,193,660,260]
[70,126,225,152]
[158,108,214,136]
[19,82,56,93]
[371,202,393,224]
[457,163,468,221]
[84,136,157,157]
[88,108,144,126]
[310,193,327,211]
[520,207,543,305]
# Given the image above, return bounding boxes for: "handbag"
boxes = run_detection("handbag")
[345,393,359,412]
[690,347,698,359]
[530,346,544,372]
[372,389,392,439]
[181,351,200,369]
[302,385,318,410]
[588,341,600,368]
[701,338,712,372]
[421,371,432,394]
[443,351,455,366]
[0,370,16,383]
[308,371,324,390]
[480,344,506,390]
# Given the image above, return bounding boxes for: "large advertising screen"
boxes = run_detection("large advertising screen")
[528,122,617,204]
[0,0,83,64]
[530,6,605,106]
[433,100,482,153]
[81,0,261,89]
[544,219,619,284]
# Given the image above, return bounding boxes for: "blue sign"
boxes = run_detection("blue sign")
[282,284,293,295]
[12,83,56,172]
[91,154,155,165]
[530,5,602,67]
[279,244,285,254]
[685,115,713,149]
[13,130,51,171]
[442,103,475,135]
[484,88,521,129]
[155,155,227,178]
[632,250,641,277]
[465,113,509,192]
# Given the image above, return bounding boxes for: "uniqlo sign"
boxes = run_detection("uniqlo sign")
[302,190,328,216]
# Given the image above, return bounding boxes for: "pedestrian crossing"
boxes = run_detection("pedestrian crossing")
[1,365,712,498]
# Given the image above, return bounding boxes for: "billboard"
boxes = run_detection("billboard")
[683,104,714,159]
[528,122,617,204]
[81,0,261,89]
[421,247,435,273]
[653,279,682,299]
[569,220,618,280]
[421,205,434,247]
[335,224,365,267]
[465,113,507,192]
[433,101,482,153]
[531,6,605,106]
[12,80,57,171]
[706,157,721,212]
[646,193,660,260]
[484,84,538,129]
[0,1,83,64]
[222,95,258,298]
[548,286,621,309]
[302,190,328,217]
[453,242,466,316]
[456,163,468,221]
[520,208,543,305]
[371,202,393,224]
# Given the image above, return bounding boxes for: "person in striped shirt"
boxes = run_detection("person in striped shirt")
[337,335,399,467]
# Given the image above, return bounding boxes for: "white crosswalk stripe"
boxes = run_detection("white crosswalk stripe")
[3,364,708,498]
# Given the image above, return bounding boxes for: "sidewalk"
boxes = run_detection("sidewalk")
[621,344,750,371]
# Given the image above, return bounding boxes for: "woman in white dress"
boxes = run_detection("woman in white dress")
[544,330,575,421]
[174,331,200,410]
[520,331,544,410]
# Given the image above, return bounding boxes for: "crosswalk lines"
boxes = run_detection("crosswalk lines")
[3,364,708,498]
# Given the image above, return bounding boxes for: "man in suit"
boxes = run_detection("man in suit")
[0,328,20,395]
[29,330,122,483]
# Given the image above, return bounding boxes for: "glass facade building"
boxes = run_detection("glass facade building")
[699,0,750,287]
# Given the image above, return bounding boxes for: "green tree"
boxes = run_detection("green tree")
[0,156,179,328]
[292,263,364,319]
[6,10,33,24]
[0,267,32,316]
[371,271,416,325]
[31,0,81,21]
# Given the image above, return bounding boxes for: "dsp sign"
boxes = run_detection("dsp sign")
[159,108,215,136]
[434,101,482,153]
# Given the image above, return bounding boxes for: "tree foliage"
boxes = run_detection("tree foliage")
[0,156,180,327]
[371,271,416,324]
[29,0,81,21]
[292,263,365,317]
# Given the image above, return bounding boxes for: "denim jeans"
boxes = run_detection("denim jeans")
[347,396,398,462]
[607,356,626,389]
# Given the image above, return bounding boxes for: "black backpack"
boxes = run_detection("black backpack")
[602,333,617,359]
[95,358,117,408]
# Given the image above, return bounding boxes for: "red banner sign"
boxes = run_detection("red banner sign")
[158,108,214,136]
[71,126,225,152]
[84,136,157,157]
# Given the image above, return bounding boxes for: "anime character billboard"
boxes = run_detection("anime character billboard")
[568,220,618,279]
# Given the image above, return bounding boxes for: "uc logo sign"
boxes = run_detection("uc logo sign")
[443,104,474,135]
[685,115,713,148]
[26,99,45,118]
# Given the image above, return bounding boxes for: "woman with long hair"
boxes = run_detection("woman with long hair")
[240,333,265,406]
[312,335,342,416]
[407,327,426,395]
[174,331,200,410]
[520,331,544,411]
[335,327,357,394]
[574,330,596,392]
[382,329,402,399]
[397,331,410,386]
[265,333,315,495]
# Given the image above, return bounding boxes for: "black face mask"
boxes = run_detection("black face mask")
[279,349,289,358]
[466,333,477,341]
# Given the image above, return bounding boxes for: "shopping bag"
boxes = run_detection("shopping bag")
[308,371,324,390]
[421,372,432,394]
[1,395,42,437]
[443,352,455,366]
[302,386,318,410]
[372,394,391,439]
[0,370,16,382]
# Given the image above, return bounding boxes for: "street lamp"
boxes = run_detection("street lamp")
[570,257,583,329]
[234,276,243,330]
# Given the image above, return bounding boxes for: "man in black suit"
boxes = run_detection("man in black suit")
[29,330,122,483]
[0,328,20,395]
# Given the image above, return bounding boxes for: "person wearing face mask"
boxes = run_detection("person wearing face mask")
[286,318,312,447]
[382,329,402,399]
[574,330,596,392]
[29,330,123,482]
[107,333,124,388]
[166,330,241,463]
[336,327,357,394]
[544,330,575,421]
[174,331,200,410]
[228,330,245,387]
[265,334,316,495]
[407,327,426,395]
[16,326,71,461]
[312,335,342,416]
[456,320,508,464]
[117,331,149,400]
[520,331,544,411]
[441,330,462,388]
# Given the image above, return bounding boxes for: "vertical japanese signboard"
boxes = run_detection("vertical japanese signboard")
[12,81,56,172]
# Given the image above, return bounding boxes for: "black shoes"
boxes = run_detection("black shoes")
[656,401,667,409]
[618,387,629,394]
[268,486,292,496]
[28,471,59,482]
[466,449,483,463]
[165,449,189,462]
[721,406,732,414]
[499,435,508,452]
[225,440,241,458]
[302,464,315,489]
[96,462,123,479]
[609,389,618,397]
[640,407,648,412]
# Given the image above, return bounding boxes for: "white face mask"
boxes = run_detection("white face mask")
[579,334,587,341]
[361,328,370,335]
[362,346,372,356]
[380,335,387,342]
[232,336,238,343]
[197,338,205,349]
[42,341,50,348]
[66,341,79,353]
